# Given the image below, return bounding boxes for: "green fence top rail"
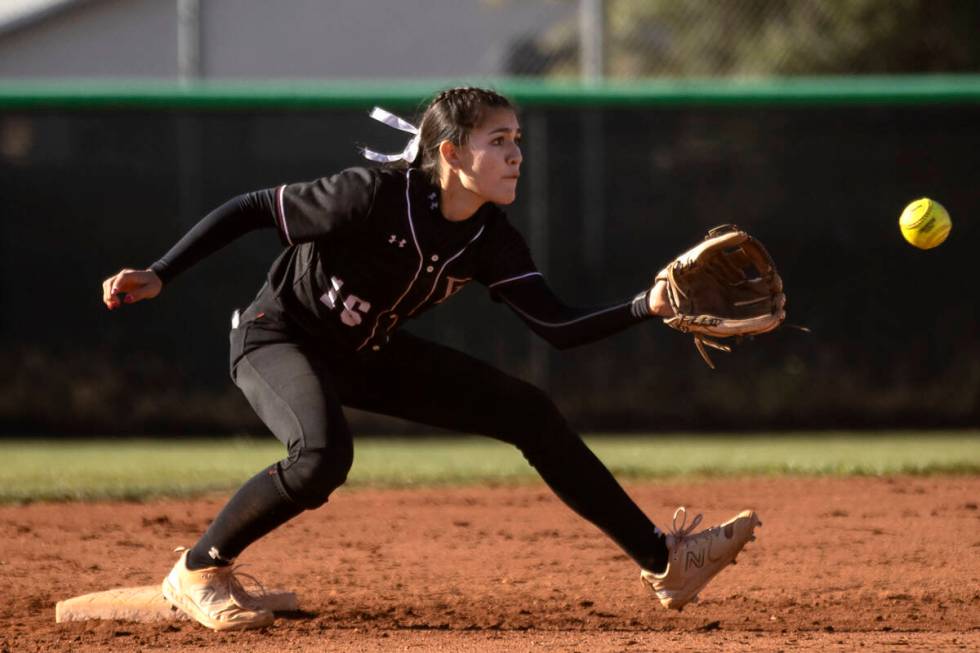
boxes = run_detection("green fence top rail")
[1,76,980,110]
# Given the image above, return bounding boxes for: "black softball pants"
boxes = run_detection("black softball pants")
[195,309,665,571]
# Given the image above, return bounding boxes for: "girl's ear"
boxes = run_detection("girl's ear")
[439,140,460,171]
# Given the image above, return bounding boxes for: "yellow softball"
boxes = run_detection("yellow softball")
[899,198,951,250]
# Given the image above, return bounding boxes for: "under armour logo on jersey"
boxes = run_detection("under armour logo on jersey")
[388,234,407,248]
[428,192,438,210]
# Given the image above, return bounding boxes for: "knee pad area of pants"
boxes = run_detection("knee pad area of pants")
[507,387,574,456]
[278,447,352,509]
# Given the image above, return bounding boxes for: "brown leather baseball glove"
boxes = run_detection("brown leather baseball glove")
[656,224,787,369]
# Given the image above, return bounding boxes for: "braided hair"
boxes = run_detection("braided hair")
[400,87,515,184]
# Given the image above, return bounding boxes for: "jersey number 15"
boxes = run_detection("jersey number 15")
[320,276,371,327]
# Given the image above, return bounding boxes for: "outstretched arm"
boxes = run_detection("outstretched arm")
[494,275,673,350]
[101,189,277,310]
[149,189,277,283]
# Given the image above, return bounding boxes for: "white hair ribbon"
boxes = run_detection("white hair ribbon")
[361,107,421,163]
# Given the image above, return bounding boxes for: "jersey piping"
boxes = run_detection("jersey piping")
[488,271,543,288]
[274,185,294,246]
[501,297,633,328]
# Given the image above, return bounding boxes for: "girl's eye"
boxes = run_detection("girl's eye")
[491,138,503,145]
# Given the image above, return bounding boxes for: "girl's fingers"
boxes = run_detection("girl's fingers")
[103,270,135,308]
[103,269,161,309]
[110,270,138,293]
[103,275,121,308]
[123,285,149,303]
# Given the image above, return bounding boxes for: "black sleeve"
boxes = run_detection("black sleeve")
[495,275,653,350]
[149,189,276,284]
[474,216,540,296]
[274,167,377,245]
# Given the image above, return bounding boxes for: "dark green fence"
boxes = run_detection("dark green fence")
[2,77,978,434]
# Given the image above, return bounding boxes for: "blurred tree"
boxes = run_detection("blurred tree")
[511,0,980,77]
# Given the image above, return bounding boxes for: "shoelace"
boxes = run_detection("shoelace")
[669,506,704,546]
[226,565,270,608]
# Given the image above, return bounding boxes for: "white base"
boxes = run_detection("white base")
[55,585,298,623]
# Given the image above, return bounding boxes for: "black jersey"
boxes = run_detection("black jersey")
[151,165,652,354]
[266,167,538,351]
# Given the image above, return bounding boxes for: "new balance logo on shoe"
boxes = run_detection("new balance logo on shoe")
[685,549,704,570]
[687,538,728,569]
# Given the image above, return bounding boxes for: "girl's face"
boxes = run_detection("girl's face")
[453,107,523,205]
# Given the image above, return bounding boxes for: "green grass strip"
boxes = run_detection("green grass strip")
[0,432,977,503]
[2,75,980,109]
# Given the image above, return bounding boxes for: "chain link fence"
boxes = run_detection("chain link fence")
[2,84,979,434]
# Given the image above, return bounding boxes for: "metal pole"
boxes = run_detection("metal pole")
[579,0,604,84]
[175,0,202,230]
[177,0,201,82]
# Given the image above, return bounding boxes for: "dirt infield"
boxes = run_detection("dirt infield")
[2,476,978,652]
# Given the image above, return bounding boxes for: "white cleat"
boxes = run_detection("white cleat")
[640,507,761,611]
[161,547,274,631]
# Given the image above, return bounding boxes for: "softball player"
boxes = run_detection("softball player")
[102,88,760,631]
